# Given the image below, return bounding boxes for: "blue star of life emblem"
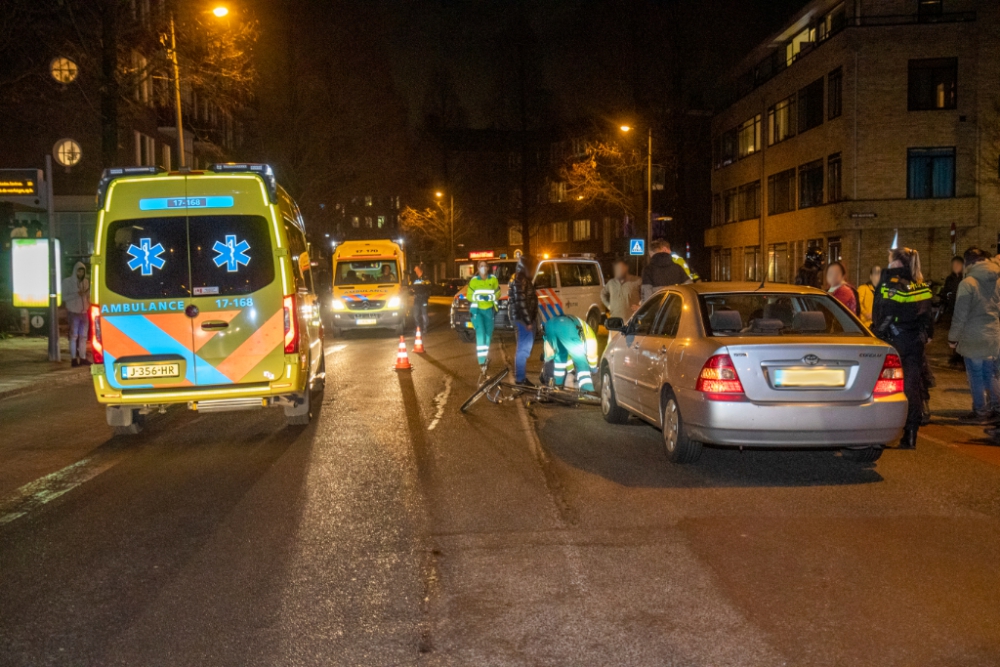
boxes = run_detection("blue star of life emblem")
[212,235,251,272]
[126,238,166,276]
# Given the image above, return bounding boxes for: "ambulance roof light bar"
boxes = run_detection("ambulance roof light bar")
[96,166,166,207]
[209,163,278,204]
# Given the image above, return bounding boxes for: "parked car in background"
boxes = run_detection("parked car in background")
[434,278,467,297]
[600,283,907,464]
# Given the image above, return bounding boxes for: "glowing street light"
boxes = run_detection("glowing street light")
[212,6,229,17]
[619,125,632,133]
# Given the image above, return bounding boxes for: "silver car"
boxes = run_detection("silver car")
[600,283,907,464]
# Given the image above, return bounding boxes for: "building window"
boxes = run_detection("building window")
[768,96,796,145]
[907,147,955,199]
[918,0,943,19]
[131,51,151,104]
[827,153,842,202]
[365,216,373,228]
[744,246,761,281]
[377,215,385,228]
[162,144,171,171]
[767,243,789,283]
[351,216,359,228]
[134,131,155,166]
[738,180,761,221]
[768,168,796,215]
[828,67,843,120]
[712,248,732,282]
[714,127,738,168]
[723,188,738,223]
[549,181,566,203]
[908,58,957,111]
[509,226,523,246]
[798,159,824,209]
[552,222,568,243]
[828,237,842,263]
[798,77,825,134]
[711,194,722,227]
[364,195,372,207]
[573,219,591,241]
[737,115,761,158]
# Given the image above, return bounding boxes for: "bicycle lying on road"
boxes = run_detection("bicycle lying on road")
[460,367,601,413]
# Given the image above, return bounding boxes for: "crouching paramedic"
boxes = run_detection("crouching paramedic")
[466,260,500,370]
[541,314,599,392]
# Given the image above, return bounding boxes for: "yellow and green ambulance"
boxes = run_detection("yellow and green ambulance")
[89,164,325,433]
[329,239,408,336]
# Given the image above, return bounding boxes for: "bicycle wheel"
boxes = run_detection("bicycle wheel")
[461,368,510,413]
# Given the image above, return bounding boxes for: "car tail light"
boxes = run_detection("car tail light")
[89,304,104,363]
[696,354,745,401]
[283,294,299,353]
[873,353,904,397]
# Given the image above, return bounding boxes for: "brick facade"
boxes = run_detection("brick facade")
[706,0,1000,288]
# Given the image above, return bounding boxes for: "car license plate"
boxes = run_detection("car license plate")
[356,318,377,326]
[772,368,846,388]
[121,363,180,380]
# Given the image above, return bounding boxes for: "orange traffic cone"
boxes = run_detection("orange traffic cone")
[394,336,412,371]
[413,327,425,354]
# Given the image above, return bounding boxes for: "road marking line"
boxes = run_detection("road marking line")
[0,454,122,526]
[324,343,347,354]
[427,376,452,431]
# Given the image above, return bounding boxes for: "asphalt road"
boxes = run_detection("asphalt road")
[2,303,999,666]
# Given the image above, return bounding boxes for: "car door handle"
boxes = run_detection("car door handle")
[201,320,229,331]
[659,345,668,354]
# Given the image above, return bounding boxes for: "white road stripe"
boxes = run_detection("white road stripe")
[0,454,122,526]
[427,376,453,431]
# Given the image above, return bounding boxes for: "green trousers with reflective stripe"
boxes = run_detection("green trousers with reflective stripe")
[544,317,594,391]
[470,307,494,365]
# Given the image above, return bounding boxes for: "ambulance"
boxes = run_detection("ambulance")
[89,164,325,433]
[329,239,408,336]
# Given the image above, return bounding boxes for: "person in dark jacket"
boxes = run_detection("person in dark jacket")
[872,247,934,449]
[941,255,965,321]
[794,248,824,289]
[508,255,539,386]
[640,239,691,301]
[411,264,431,335]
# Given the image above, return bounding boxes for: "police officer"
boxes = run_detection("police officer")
[794,248,824,289]
[872,246,933,449]
[540,314,599,392]
[466,260,499,371]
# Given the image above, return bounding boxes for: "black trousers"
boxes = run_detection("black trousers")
[894,335,926,429]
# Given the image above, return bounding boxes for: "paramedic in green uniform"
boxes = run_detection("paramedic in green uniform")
[541,314,599,392]
[466,260,500,371]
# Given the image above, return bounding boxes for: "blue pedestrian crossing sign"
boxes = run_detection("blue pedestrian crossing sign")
[629,239,645,256]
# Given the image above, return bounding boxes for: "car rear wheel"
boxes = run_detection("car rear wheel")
[600,367,629,424]
[841,446,883,463]
[661,393,702,464]
[586,309,601,334]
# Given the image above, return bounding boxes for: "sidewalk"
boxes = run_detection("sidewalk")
[0,336,91,401]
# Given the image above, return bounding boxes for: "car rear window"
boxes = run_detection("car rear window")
[105,217,190,299]
[189,215,274,296]
[700,293,865,336]
[104,215,274,300]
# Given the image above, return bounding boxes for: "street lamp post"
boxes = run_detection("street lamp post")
[167,6,230,169]
[620,124,653,246]
[168,14,186,168]
[435,191,455,277]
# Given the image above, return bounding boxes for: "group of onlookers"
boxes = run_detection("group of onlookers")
[810,246,1000,446]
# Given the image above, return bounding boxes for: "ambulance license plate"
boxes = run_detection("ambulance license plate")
[356,318,377,326]
[121,363,180,380]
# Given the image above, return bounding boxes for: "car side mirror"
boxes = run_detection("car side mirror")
[605,317,626,332]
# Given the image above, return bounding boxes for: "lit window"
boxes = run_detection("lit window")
[53,138,82,167]
[49,57,78,84]
[552,222,568,243]
[908,58,957,111]
[737,115,761,158]
[573,219,591,241]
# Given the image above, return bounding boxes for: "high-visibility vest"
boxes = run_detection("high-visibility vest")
[467,275,500,309]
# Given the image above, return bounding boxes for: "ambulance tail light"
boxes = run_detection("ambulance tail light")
[695,354,745,401]
[873,354,904,397]
[89,304,104,363]
[283,294,299,353]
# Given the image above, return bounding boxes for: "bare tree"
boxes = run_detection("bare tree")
[561,141,643,217]
[399,204,467,262]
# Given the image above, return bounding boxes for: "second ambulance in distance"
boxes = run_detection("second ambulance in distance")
[329,239,408,336]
